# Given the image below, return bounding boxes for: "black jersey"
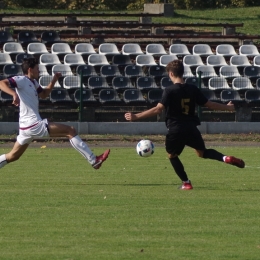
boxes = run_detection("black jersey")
[160,83,208,127]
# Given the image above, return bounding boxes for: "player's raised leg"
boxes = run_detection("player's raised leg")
[48,122,110,169]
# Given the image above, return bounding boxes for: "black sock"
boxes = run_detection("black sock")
[169,157,189,182]
[203,149,224,162]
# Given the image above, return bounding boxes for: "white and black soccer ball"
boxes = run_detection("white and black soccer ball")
[136,139,154,157]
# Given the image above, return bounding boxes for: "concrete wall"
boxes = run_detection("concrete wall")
[1,122,260,135]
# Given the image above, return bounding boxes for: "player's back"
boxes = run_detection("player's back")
[161,83,207,125]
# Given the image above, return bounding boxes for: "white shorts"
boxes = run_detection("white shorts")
[17,118,50,145]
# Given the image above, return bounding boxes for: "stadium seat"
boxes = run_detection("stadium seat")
[100,65,121,78]
[243,66,260,80]
[63,75,85,90]
[112,54,132,73]
[100,64,121,84]
[0,31,14,45]
[148,65,167,83]
[192,44,214,57]
[160,76,172,89]
[122,43,144,56]
[52,64,73,77]
[196,65,218,79]
[147,88,163,105]
[219,65,241,79]
[99,43,120,56]
[220,89,244,103]
[51,43,73,62]
[135,55,157,66]
[253,55,260,67]
[75,43,96,63]
[232,77,254,92]
[183,55,204,69]
[146,44,167,56]
[73,88,97,105]
[206,55,228,68]
[88,76,110,91]
[123,89,146,105]
[3,42,25,60]
[0,89,14,105]
[169,44,191,56]
[99,43,120,62]
[39,75,61,88]
[112,76,134,91]
[159,54,178,67]
[41,31,63,45]
[208,77,231,91]
[183,66,194,78]
[0,53,13,69]
[27,43,49,58]
[76,64,97,84]
[239,44,260,57]
[15,53,34,65]
[64,54,85,69]
[39,53,61,70]
[17,31,39,46]
[216,44,237,57]
[50,88,74,106]
[41,30,64,46]
[230,55,251,68]
[256,78,260,89]
[124,65,145,79]
[3,64,23,77]
[75,43,96,55]
[136,76,158,91]
[245,89,260,105]
[88,54,109,67]
[185,77,205,88]
[98,89,122,105]
[200,88,221,102]
[39,64,50,76]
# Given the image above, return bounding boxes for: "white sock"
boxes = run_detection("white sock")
[69,135,96,164]
[0,154,7,169]
[223,156,227,162]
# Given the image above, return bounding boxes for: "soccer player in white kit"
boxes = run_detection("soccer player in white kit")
[0,58,110,170]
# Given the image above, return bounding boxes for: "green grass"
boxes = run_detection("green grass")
[2,6,260,36]
[0,145,259,259]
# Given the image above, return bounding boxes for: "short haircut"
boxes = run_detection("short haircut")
[166,59,184,78]
[21,57,38,74]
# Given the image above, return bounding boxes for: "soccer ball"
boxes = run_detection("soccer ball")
[136,139,154,157]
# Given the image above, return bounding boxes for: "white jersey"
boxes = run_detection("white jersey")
[8,75,43,128]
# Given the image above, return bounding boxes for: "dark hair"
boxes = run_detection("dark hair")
[21,57,38,74]
[166,59,184,78]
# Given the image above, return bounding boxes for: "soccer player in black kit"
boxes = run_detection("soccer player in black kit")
[125,60,245,190]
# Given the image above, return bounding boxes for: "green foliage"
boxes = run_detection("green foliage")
[2,0,260,10]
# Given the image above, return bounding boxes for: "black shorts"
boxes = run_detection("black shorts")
[165,123,206,155]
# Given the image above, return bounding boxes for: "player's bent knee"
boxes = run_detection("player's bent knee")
[168,153,178,159]
[195,150,204,158]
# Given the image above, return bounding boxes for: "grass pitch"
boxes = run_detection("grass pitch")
[0,144,259,260]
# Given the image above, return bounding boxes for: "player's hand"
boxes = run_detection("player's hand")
[53,72,62,81]
[12,93,20,106]
[125,112,137,121]
[226,101,235,111]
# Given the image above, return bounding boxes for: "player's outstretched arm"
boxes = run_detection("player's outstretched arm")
[204,100,234,111]
[125,103,165,121]
[0,79,19,106]
[39,72,62,99]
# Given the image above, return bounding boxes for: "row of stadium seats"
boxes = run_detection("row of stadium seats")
[1,88,260,107]
[1,41,260,58]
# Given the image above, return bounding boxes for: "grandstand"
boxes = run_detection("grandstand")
[0,13,260,123]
